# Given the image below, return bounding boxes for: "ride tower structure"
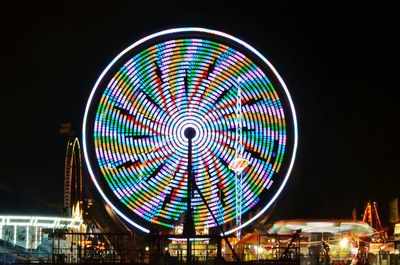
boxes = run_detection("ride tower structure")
[362,201,386,242]
[64,137,83,218]
[230,77,249,239]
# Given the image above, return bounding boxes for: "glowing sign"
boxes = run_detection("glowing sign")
[83,28,297,234]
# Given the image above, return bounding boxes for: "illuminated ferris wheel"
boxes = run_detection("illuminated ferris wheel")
[82,28,298,236]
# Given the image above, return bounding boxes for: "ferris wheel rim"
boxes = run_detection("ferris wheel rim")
[82,27,298,235]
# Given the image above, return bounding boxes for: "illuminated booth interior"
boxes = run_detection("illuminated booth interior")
[0,215,83,250]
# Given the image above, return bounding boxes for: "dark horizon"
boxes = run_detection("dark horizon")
[1,2,399,227]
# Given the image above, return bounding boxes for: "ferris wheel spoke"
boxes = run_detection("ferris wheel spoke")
[215,98,237,111]
[112,106,170,136]
[154,63,176,117]
[115,159,140,169]
[209,129,236,143]
[155,70,180,113]
[143,163,165,182]
[201,155,222,208]
[225,126,255,133]
[125,135,175,151]
[154,62,163,81]
[141,142,184,176]
[186,61,215,112]
[196,52,243,108]
[243,97,268,107]
[186,55,230,114]
[126,99,158,121]
[244,146,264,160]
[151,85,169,115]
[127,118,169,137]
[183,69,190,98]
[206,60,216,79]
[139,89,162,110]
[205,144,230,174]
[214,86,232,105]
[136,59,174,117]
[197,150,227,216]
[134,61,170,114]
[125,134,152,140]
[187,63,216,112]
[113,106,135,118]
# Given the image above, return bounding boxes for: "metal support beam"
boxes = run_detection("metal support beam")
[191,176,240,262]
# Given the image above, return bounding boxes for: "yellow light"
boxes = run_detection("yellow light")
[340,237,349,249]
[395,224,400,235]
[257,246,264,254]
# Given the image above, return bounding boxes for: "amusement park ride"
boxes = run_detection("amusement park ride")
[81,28,298,264]
[64,137,84,218]
[362,201,387,244]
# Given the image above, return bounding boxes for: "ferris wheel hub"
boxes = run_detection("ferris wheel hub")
[184,127,196,139]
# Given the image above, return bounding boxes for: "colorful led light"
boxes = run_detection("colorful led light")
[83,28,297,234]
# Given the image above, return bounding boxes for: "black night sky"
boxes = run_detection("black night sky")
[1,2,399,225]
